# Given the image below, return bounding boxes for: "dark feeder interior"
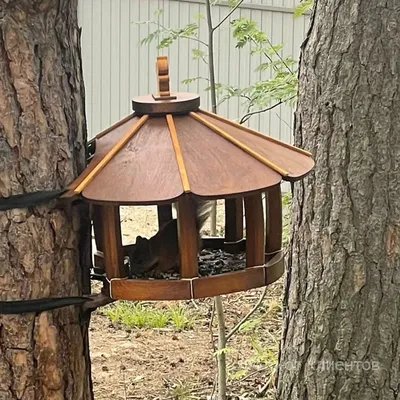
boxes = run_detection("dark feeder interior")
[66,56,314,301]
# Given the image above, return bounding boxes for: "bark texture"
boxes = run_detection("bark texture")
[278,1,400,399]
[0,1,92,399]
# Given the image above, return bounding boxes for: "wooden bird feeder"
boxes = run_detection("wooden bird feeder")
[66,56,314,301]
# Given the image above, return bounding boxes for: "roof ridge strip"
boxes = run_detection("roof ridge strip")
[189,112,289,177]
[197,108,312,157]
[94,113,137,139]
[166,114,191,193]
[73,115,149,194]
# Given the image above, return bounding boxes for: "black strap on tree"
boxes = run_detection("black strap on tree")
[0,137,113,315]
[0,188,68,211]
[0,297,92,315]
[0,136,97,212]
[0,189,86,314]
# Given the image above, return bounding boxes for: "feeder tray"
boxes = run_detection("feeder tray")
[65,56,314,301]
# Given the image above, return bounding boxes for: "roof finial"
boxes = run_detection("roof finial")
[153,56,177,100]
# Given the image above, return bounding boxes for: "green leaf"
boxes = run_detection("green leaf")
[136,20,152,25]
[231,17,267,48]
[154,23,199,49]
[153,9,164,16]
[239,68,298,114]
[266,44,284,56]
[293,0,313,17]
[255,57,297,72]
[238,318,262,333]
[181,77,210,85]
[204,82,225,93]
[213,347,234,357]
[158,36,174,49]
[228,0,242,7]
[181,78,198,85]
[140,29,162,46]
[193,12,205,21]
[192,48,207,61]
[230,369,248,380]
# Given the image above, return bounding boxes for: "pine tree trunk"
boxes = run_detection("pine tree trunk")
[0,1,93,399]
[277,1,400,399]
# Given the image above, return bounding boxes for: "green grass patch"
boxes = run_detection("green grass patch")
[167,379,196,400]
[102,301,196,330]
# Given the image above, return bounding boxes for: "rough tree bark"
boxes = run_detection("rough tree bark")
[0,1,93,399]
[277,1,400,399]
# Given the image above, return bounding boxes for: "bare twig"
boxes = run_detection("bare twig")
[258,369,276,397]
[274,111,293,131]
[212,0,245,32]
[226,286,268,341]
[146,20,209,47]
[210,372,218,400]
[122,367,128,400]
[179,35,209,47]
[191,298,199,310]
[265,36,294,74]
[209,300,217,352]
[239,100,287,125]
[231,367,268,386]
[250,38,277,71]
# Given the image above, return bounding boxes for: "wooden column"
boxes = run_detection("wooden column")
[157,204,173,228]
[92,204,104,252]
[177,196,198,278]
[265,184,282,259]
[92,204,106,272]
[244,193,265,267]
[224,198,243,242]
[101,205,126,279]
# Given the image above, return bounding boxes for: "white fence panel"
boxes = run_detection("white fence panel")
[78,0,308,142]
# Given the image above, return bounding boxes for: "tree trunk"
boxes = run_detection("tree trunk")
[277,1,400,399]
[0,1,93,399]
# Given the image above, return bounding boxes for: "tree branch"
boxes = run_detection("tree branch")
[250,38,278,72]
[239,100,284,124]
[147,21,209,47]
[180,35,209,47]
[226,286,267,341]
[212,0,245,32]
[265,36,293,74]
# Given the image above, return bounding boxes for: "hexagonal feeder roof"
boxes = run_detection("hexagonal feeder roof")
[66,57,314,203]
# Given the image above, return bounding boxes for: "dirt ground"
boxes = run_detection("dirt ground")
[89,203,283,400]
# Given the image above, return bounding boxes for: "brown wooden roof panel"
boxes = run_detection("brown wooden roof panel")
[67,115,140,192]
[198,110,314,181]
[173,116,282,197]
[68,102,314,204]
[82,117,184,204]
